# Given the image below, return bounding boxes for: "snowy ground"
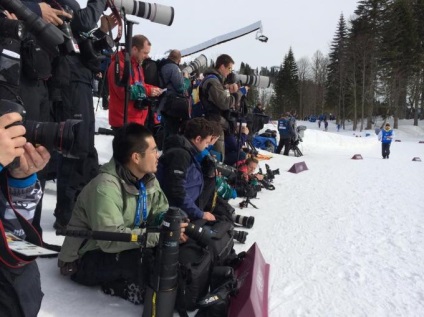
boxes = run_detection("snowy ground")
[37,109,424,317]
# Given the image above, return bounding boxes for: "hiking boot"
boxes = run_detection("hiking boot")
[102,280,143,305]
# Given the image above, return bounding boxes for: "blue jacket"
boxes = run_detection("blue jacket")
[156,135,204,220]
[278,118,294,139]
[378,128,394,144]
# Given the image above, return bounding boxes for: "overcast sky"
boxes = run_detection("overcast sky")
[77,0,358,69]
[127,0,359,69]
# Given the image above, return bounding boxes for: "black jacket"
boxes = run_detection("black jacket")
[156,135,205,220]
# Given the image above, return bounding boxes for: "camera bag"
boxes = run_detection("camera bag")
[195,266,238,317]
[162,93,191,120]
[20,39,52,80]
[175,239,212,315]
[193,219,236,267]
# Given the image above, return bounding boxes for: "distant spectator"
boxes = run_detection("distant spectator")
[252,102,264,114]
[378,122,395,159]
[276,113,295,156]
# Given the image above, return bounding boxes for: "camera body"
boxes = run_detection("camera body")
[57,6,80,55]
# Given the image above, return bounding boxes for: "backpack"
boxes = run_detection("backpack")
[175,219,240,317]
[192,74,219,118]
[142,58,163,88]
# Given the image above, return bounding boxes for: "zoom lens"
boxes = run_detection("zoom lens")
[232,214,255,229]
[24,119,82,159]
[181,54,207,76]
[116,0,174,26]
[185,222,214,248]
[236,74,270,88]
[232,230,247,244]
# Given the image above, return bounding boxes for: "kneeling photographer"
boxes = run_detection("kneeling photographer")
[58,123,187,305]
[0,111,51,317]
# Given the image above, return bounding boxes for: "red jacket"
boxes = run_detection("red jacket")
[107,50,156,127]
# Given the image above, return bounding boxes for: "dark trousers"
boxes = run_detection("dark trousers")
[276,137,291,156]
[382,142,391,158]
[71,249,142,287]
[161,114,183,150]
[0,262,43,317]
[54,81,99,226]
[18,77,52,237]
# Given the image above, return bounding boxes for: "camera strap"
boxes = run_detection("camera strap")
[134,181,147,228]
[0,172,42,268]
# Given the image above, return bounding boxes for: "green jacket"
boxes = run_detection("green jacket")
[59,159,169,263]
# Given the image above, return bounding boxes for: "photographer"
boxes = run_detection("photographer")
[156,118,216,222]
[276,112,296,156]
[0,112,50,317]
[53,0,118,230]
[159,49,190,143]
[58,123,186,304]
[200,54,244,162]
[224,122,249,166]
[238,157,264,183]
[107,34,163,129]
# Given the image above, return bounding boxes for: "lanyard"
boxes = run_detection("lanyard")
[134,181,147,228]
[131,65,143,83]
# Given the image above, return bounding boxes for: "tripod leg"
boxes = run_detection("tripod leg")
[295,147,303,157]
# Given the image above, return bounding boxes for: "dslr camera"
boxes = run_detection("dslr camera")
[0,100,82,159]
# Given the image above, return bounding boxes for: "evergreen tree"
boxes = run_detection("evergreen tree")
[380,0,418,126]
[326,14,349,126]
[345,0,388,130]
[270,48,299,117]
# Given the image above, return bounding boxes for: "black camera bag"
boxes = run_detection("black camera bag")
[175,239,212,314]
[162,93,191,120]
[20,39,51,80]
[195,266,238,317]
[194,219,236,267]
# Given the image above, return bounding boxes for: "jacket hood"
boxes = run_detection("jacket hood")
[163,134,200,157]
[203,68,224,83]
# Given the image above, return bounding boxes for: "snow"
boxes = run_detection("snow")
[37,108,424,317]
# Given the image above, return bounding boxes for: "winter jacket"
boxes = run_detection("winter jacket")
[0,172,42,239]
[200,68,240,127]
[278,118,294,139]
[224,132,248,166]
[378,128,395,144]
[59,159,169,263]
[107,50,156,127]
[0,170,43,317]
[156,135,205,220]
[159,59,189,95]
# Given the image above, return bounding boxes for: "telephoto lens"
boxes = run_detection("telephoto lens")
[142,207,182,317]
[181,54,207,75]
[114,0,174,26]
[184,222,214,248]
[232,214,255,229]
[232,230,248,244]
